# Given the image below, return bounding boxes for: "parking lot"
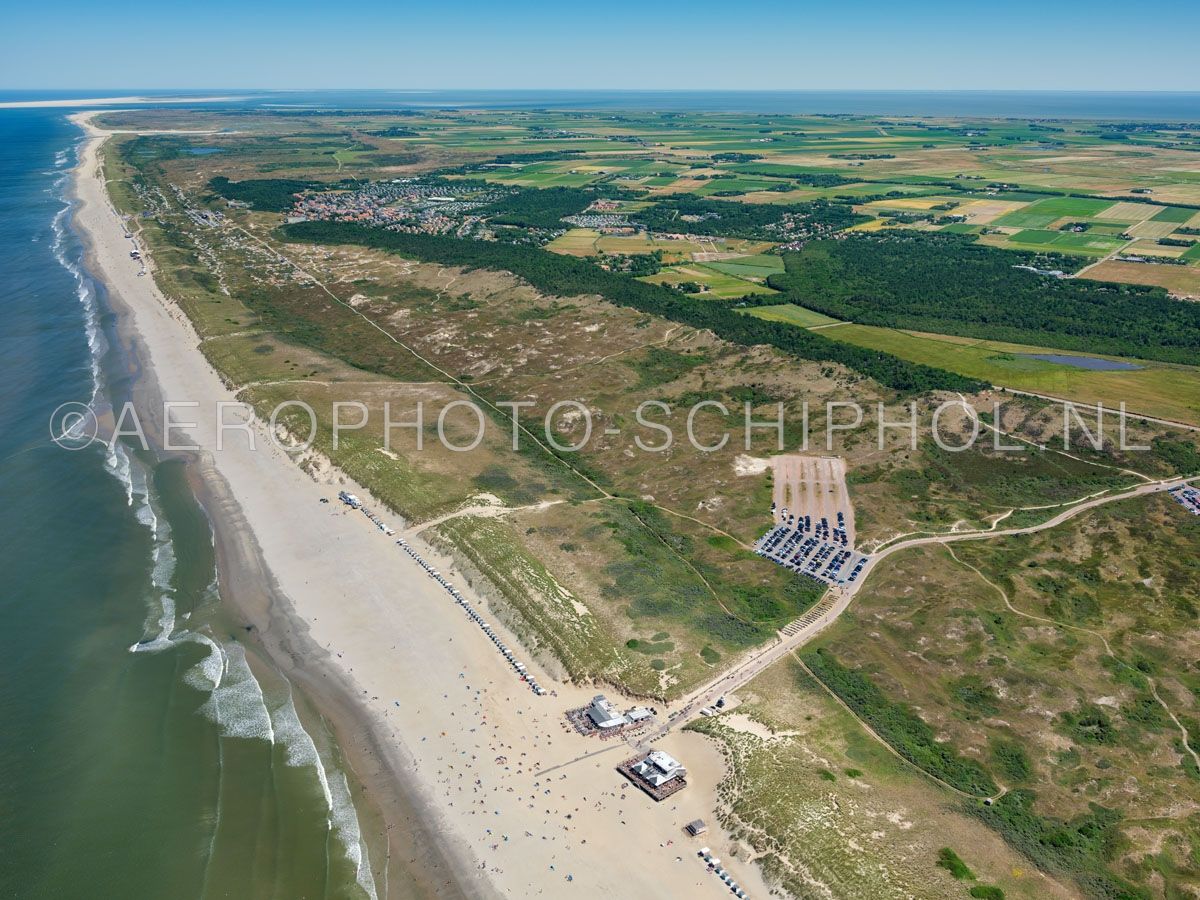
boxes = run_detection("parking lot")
[753,454,869,586]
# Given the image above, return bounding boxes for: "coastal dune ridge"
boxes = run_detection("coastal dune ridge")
[69,110,762,900]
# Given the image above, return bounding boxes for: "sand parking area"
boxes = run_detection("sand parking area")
[771,454,855,546]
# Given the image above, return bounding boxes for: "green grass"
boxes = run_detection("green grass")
[1151,206,1197,223]
[1006,229,1126,255]
[816,323,1200,426]
[743,303,841,328]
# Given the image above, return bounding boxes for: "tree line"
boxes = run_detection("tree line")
[768,232,1200,365]
[280,221,984,394]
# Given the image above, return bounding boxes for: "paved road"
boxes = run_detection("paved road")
[644,474,1194,745]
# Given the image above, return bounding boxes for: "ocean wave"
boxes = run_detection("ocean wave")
[268,685,378,899]
[49,161,105,409]
[58,127,373,897]
[328,767,378,900]
[193,639,276,742]
[104,441,134,507]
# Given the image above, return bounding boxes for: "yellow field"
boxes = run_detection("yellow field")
[952,199,1029,224]
[1128,219,1180,239]
[1138,184,1200,206]
[862,196,948,211]
[848,218,889,232]
[1083,260,1200,299]
[1095,201,1159,222]
[1127,239,1186,258]
[545,229,772,263]
[544,228,601,256]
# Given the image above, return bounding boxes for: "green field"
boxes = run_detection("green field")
[703,254,785,279]
[641,262,777,299]
[1006,228,1127,255]
[1151,205,1197,223]
[743,303,842,328]
[818,323,1200,425]
[993,196,1116,228]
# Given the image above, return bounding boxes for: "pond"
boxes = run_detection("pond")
[1019,353,1142,371]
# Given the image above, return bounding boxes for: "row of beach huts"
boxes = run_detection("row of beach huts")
[697,847,750,898]
[395,537,547,695]
[335,490,546,695]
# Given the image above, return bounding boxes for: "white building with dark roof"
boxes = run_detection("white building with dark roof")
[631,750,687,788]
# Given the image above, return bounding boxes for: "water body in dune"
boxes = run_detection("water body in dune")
[1020,353,1143,371]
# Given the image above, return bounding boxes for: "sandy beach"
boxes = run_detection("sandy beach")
[70,111,772,900]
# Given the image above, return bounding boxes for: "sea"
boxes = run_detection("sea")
[1,88,1197,898]
[0,108,378,899]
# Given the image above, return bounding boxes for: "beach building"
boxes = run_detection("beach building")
[619,749,689,800]
[586,694,628,730]
[686,819,708,836]
[567,694,656,737]
[632,750,687,787]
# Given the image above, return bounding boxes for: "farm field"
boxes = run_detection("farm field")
[1083,259,1200,299]
[819,323,1200,426]
[742,303,842,328]
[545,228,771,262]
[1002,228,1128,255]
[640,263,777,298]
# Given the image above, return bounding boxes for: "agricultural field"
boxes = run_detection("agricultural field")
[743,303,842,328]
[1084,260,1200,299]
[640,262,778,299]
[814,323,1200,426]
[545,228,771,263]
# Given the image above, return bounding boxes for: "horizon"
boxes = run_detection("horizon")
[6,88,1200,95]
[4,0,1199,92]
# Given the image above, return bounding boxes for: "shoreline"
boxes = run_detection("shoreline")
[70,110,772,900]
[70,113,479,900]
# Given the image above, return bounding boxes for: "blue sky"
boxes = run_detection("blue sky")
[2,0,1198,91]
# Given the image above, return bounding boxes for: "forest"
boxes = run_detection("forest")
[769,233,1200,364]
[280,221,984,394]
[630,196,866,240]
[208,176,337,212]
[482,186,600,229]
